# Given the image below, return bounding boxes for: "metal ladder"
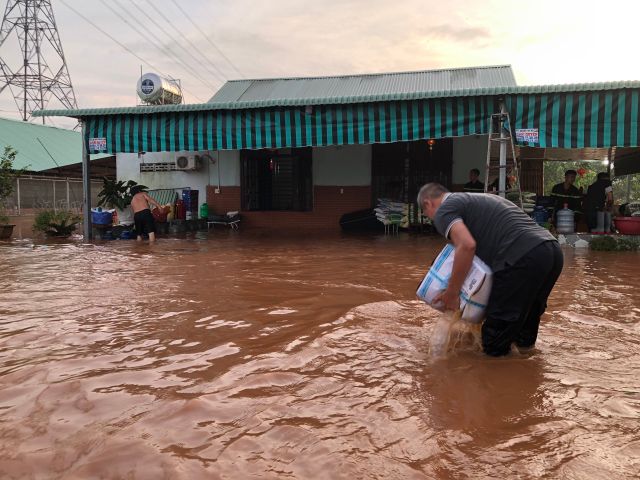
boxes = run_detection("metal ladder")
[483,110,524,209]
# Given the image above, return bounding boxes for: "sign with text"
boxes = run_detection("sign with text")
[88,137,107,151]
[515,128,539,144]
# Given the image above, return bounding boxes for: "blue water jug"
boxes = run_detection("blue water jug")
[531,206,549,225]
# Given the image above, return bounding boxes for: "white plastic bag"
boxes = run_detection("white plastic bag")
[416,244,493,323]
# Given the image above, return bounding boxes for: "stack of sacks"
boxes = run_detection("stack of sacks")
[374,199,410,228]
[521,192,536,213]
[416,244,493,324]
[506,191,536,213]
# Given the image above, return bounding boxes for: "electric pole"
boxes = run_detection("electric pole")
[0,0,77,123]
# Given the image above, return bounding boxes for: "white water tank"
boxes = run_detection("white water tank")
[136,73,183,105]
[556,206,575,234]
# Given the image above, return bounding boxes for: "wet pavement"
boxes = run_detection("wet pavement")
[0,231,639,479]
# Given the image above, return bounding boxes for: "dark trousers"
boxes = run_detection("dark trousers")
[482,241,564,356]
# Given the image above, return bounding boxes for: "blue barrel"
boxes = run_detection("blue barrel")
[91,207,113,225]
[531,206,549,226]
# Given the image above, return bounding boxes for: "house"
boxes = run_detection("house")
[112,65,519,229]
[34,65,640,237]
[0,116,113,213]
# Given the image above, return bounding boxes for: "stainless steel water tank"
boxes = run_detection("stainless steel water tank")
[136,73,182,105]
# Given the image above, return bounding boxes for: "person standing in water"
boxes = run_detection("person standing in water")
[130,185,163,242]
[417,183,563,356]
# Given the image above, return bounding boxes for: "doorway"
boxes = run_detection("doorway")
[371,139,453,203]
[241,148,313,211]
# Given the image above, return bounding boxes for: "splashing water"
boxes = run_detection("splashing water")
[429,311,483,357]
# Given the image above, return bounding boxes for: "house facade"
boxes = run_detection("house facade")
[35,65,640,237]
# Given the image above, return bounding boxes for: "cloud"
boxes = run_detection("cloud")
[1,0,639,122]
[428,24,491,42]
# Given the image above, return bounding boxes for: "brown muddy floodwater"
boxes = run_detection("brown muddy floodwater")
[1,231,639,479]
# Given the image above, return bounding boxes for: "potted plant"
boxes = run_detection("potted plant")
[0,146,27,240]
[0,212,12,240]
[96,178,147,225]
[33,210,81,238]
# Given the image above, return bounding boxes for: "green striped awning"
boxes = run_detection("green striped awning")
[84,97,500,154]
[506,89,639,148]
[82,89,640,153]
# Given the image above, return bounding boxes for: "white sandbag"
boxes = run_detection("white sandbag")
[416,244,493,323]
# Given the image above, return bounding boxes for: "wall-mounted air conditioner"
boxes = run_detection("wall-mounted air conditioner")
[175,155,200,171]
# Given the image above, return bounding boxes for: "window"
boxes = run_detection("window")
[241,148,313,211]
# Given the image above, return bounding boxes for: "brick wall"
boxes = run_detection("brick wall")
[206,186,241,214]
[206,185,372,231]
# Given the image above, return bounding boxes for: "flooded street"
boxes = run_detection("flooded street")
[1,232,639,479]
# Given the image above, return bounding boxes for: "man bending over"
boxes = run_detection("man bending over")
[130,185,162,242]
[418,183,563,356]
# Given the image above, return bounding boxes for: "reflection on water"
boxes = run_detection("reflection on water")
[0,233,639,478]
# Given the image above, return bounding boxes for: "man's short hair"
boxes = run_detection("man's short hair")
[470,168,480,176]
[129,185,144,196]
[597,172,610,180]
[417,183,449,205]
[565,169,577,177]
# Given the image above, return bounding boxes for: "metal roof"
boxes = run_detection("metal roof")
[0,117,111,171]
[31,64,640,118]
[208,64,517,105]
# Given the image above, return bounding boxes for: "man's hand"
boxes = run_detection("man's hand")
[433,288,460,312]
[432,222,476,313]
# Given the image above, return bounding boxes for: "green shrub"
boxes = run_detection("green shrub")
[33,210,80,237]
[97,178,147,210]
[589,235,639,251]
[589,236,618,251]
[616,237,640,251]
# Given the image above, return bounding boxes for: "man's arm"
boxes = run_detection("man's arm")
[433,221,477,311]
[605,186,613,210]
[144,193,162,210]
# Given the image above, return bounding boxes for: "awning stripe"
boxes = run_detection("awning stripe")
[85,92,640,153]
[505,89,640,148]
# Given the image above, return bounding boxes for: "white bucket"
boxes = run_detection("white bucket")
[416,244,493,323]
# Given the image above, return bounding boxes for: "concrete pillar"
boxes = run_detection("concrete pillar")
[16,177,21,215]
[81,122,92,240]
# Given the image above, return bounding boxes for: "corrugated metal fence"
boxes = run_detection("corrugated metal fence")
[1,176,102,215]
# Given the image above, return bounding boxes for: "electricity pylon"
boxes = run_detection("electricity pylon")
[0,0,77,123]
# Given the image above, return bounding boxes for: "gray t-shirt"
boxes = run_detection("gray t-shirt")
[433,192,556,272]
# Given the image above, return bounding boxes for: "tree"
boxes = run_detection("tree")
[543,160,599,195]
[612,174,640,203]
[544,159,640,204]
[0,146,27,223]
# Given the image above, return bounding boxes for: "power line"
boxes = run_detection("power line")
[57,0,204,103]
[103,0,219,93]
[127,0,227,85]
[169,0,244,79]
[113,0,224,88]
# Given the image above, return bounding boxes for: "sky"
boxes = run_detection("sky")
[1,0,640,129]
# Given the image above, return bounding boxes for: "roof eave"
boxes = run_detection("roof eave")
[32,80,640,118]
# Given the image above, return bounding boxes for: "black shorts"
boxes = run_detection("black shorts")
[134,209,156,235]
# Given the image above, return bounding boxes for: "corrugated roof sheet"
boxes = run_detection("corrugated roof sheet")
[31,64,640,118]
[208,65,517,105]
[0,117,111,171]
